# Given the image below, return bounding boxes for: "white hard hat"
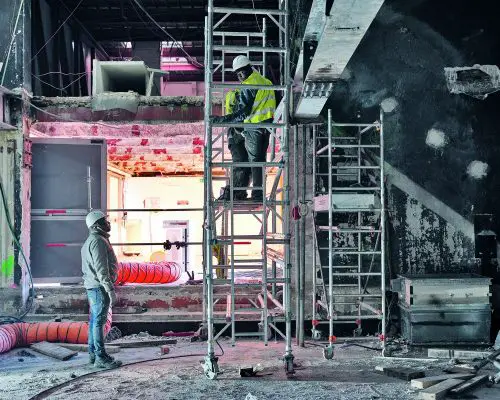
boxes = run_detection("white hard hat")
[232,55,251,72]
[86,210,106,228]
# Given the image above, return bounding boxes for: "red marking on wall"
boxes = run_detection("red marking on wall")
[171,296,202,309]
[131,125,140,136]
[108,139,121,145]
[140,156,145,161]
[167,156,173,161]
[153,148,167,155]
[193,146,202,154]
[177,200,189,205]
[125,147,132,154]
[49,126,56,133]
[140,139,149,146]
[110,155,132,161]
[91,125,98,136]
[108,147,117,154]
[192,137,204,146]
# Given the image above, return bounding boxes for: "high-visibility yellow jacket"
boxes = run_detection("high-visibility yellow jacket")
[219,70,276,124]
[241,71,276,123]
[225,90,238,115]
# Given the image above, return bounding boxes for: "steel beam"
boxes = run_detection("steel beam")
[294,0,385,118]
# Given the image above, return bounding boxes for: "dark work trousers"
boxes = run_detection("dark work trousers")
[242,128,270,200]
[227,128,251,199]
[87,287,110,358]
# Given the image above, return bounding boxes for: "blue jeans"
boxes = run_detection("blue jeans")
[87,287,110,358]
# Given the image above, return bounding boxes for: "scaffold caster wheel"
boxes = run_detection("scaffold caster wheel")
[311,329,322,341]
[283,354,295,375]
[382,347,392,357]
[203,355,220,380]
[323,345,335,360]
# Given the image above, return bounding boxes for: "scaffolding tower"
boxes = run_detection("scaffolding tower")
[203,0,294,379]
[312,109,386,358]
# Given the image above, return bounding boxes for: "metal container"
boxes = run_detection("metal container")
[392,274,491,307]
[392,274,492,344]
[399,303,491,345]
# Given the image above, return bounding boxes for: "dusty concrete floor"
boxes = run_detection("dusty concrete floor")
[1,339,500,400]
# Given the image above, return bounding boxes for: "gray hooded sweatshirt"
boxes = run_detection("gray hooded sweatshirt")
[81,226,118,294]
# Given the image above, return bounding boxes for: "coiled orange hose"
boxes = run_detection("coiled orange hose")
[116,261,181,285]
[0,309,112,354]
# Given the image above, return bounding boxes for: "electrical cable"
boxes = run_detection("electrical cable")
[0,174,35,322]
[32,73,87,93]
[1,0,25,86]
[29,347,225,400]
[29,0,85,63]
[130,0,203,68]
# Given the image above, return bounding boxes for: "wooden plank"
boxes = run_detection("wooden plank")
[419,379,464,400]
[411,373,475,389]
[55,343,121,354]
[114,338,177,348]
[382,367,425,381]
[30,341,78,361]
[448,375,489,395]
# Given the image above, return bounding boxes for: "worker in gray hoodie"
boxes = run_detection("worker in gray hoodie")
[82,210,121,369]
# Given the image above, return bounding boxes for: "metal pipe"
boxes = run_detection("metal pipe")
[299,125,307,347]
[86,166,92,211]
[283,0,293,360]
[294,124,300,344]
[328,109,334,344]
[107,208,204,212]
[204,11,215,360]
[311,125,317,328]
[380,108,386,353]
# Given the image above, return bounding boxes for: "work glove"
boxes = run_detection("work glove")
[109,290,117,307]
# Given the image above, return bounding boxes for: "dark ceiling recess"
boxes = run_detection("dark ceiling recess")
[52,0,282,42]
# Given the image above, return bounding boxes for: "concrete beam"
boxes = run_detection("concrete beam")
[444,64,500,100]
[295,0,385,118]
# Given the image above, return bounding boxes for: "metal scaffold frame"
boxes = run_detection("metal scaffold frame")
[311,109,386,358]
[203,0,294,379]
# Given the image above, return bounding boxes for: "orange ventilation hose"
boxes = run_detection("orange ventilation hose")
[0,309,112,354]
[116,261,181,285]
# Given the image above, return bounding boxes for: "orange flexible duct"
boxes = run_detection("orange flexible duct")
[116,261,181,285]
[0,309,112,354]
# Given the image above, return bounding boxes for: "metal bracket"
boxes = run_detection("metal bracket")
[203,355,220,380]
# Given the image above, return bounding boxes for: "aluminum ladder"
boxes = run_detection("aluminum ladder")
[311,109,387,358]
[203,0,294,379]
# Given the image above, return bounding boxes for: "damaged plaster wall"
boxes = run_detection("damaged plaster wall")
[322,0,500,274]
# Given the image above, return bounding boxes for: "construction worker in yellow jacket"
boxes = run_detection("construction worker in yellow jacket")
[212,55,276,201]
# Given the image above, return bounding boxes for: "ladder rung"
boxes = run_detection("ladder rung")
[330,187,381,191]
[317,227,381,233]
[213,31,265,37]
[332,315,382,320]
[213,60,264,67]
[333,294,381,297]
[330,208,382,212]
[210,83,286,91]
[213,7,288,16]
[214,265,263,269]
[212,161,282,168]
[213,45,286,54]
[331,273,382,277]
[234,332,266,337]
[234,259,264,263]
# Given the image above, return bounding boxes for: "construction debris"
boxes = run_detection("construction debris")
[427,348,490,360]
[444,64,500,99]
[160,345,170,355]
[419,378,463,400]
[30,342,78,361]
[375,366,425,381]
[448,375,489,395]
[410,373,474,389]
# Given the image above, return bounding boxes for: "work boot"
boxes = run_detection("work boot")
[217,186,247,201]
[94,354,122,369]
[88,353,96,365]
